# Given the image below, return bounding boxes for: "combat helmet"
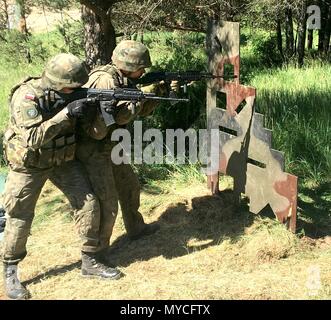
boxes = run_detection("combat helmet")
[42,53,89,91]
[112,40,152,72]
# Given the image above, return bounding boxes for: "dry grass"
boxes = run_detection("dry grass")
[0,177,330,300]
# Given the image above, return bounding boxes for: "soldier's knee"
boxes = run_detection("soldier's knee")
[74,194,101,238]
[85,193,101,215]
[70,192,100,211]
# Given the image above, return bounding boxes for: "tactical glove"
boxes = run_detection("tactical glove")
[0,218,5,232]
[0,206,5,233]
[66,99,92,119]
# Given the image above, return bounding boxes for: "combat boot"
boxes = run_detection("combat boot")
[81,251,123,280]
[3,264,30,300]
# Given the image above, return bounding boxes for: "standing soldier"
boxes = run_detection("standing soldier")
[1,53,123,300]
[76,40,178,260]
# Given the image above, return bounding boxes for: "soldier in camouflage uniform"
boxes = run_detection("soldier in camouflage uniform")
[1,53,123,300]
[76,40,178,258]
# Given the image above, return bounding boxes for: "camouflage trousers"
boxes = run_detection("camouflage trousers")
[76,139,145,248]
[111,162,145,238]
[1,160,101,265]
[76,141,118,249]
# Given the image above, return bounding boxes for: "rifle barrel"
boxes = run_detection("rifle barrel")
[144,96,189,102]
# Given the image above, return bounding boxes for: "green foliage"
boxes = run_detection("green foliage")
[34,194,69,226]
[250,31,283,66]
[57,19,84,57]
[0,26,330,187]
[135,161,205,191]
[141,31,207,130]
[252,64,331,183]
[0,26,81,66]
[0,30,47,64]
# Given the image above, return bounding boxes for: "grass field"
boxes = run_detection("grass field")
[251,63,331,183]
[0,173,330,300]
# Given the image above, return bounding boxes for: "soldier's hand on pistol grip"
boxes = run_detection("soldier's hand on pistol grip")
[170,80,180,93]
[140,81,167,96]
[66,99,95,119]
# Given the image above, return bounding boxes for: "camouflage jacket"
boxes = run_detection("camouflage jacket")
[3,77,76,170]
[77,64,163,142]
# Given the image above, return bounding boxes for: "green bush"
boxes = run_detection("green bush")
[142,32,208,131]
[0,28,330,186]
[0,30,48,64]
[250,31,283,67]
[57,19,84,57]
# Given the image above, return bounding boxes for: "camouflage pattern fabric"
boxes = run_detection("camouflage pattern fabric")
[87,64,160,124]
[42,53,89,91]
[1,160,100,264]
[111,40,151,72]
[1,64,102,264]
[4,78,76,170]
[75,140,118,250]
[76,64,157,246]
[110,162,145,236]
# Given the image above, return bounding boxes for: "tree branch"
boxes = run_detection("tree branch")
[0,33,8,42]
[161,22,206,33]
[112,10,206,33]
[112,10,144,21]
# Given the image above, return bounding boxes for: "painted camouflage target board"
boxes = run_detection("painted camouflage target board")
[206,20,298,232]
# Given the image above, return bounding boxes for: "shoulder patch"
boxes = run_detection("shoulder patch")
[26,106,39,119]
[25,93,36,101]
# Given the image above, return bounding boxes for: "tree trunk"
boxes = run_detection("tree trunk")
[82,5,116,70]
[297,1,307,67]
[276,19,284,60]
[322,2,331,55]
[100,11,116,60]
[16,0,28,34]
[3,0,9,29]
[318,28,324,51]
[16,0,31,63]
[307,29,313,49]
[318,0,326,52]
[285,8,294,57]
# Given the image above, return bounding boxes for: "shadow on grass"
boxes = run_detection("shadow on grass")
[21,182,330,285]
[22,261,81,287]
[108,182,331,267]
[296,181,331,239]
[106,194,254,267]
[21,193,254,285]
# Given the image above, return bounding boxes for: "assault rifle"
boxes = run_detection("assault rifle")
[133,70,237,95]
[0,206,6,235]
[42,87,189,127]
